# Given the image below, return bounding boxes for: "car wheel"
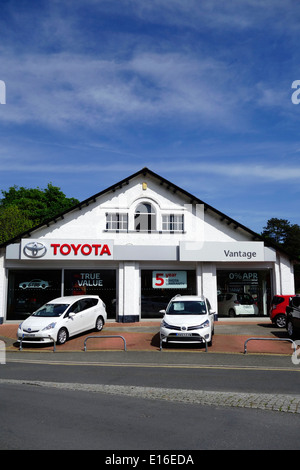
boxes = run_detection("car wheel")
[287,320,295,338]
[229,308,235,317]
[57,328,68,345]
[95,316,104,332]
[275,314,286,328]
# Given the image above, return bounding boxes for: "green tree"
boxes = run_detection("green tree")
[262,218,300,259]
[0,183,79,226]
[0,205,32,244]
[261,218,292,245]
[0,183,79,243]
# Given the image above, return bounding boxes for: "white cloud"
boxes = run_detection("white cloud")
[165,162,300,182]
[1,152,300,185]
[0,0,296,135]
[0,50,247,131]
[82,0,297,33]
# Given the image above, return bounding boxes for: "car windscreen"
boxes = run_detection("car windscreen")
[237,294,254,305]
[32,304,69,317]
[166,301,207,315]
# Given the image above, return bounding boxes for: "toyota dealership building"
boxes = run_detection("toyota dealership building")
[0,168,295,324]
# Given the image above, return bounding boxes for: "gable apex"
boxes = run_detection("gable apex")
[0,167,278,252]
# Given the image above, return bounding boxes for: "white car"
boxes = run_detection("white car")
[17,295,107,345]
[160,295,215,348]
[217,293,258,317]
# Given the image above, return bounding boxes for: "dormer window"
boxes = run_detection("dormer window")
[134,203,156,232]
[105,202,184,234]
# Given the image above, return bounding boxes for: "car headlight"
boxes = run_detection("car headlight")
[162,320,174,329]
[42,322,56,331]
[18,322,23,329]
[199,320,210,329]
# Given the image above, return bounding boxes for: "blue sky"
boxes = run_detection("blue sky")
[0,0,300,234]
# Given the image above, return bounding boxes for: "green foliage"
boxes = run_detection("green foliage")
[0,183,79,243]
[0,205,32,244]
[0,183,79,225]
[262,218,300,260]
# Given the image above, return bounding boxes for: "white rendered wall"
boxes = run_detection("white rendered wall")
[0,249,6,322]
[277,254,295,295]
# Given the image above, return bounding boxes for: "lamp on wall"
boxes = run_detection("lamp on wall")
[142,182,147,190]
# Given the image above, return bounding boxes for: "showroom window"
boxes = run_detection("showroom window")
[162,214,184,232]
[134,203,156,232]
[106,213,128,232]
[217,269,271,316]
[7,270,62,321]
[64,270,116,319]
[141,270,196,318]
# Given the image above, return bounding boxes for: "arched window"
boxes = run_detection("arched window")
[134,202,156,232]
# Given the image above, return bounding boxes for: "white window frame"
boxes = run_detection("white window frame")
[106,213,128,232]
[162,214,184,233]
[134,202,156,232]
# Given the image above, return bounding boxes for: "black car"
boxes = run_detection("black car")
[286,295,300,338]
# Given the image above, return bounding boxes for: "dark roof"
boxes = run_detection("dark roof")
[0,167,292,258]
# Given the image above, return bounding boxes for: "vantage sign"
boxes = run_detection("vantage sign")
[180,241,265,262]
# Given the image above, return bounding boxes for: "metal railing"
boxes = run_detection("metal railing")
[84,335,127,352]
[244,337,297,354]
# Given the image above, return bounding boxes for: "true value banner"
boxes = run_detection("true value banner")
[20,239,114,260]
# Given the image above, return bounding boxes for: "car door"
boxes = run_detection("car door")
[76,298,100,333]
[64,300,83,336]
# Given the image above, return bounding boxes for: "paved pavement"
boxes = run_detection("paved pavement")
[0,317,297,355]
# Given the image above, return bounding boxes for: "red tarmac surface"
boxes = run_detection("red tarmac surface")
[0,320,295,355]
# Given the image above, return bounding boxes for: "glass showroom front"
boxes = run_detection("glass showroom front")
[217,269,271,316]
[141,269,197,318]
[6,266,271,321]
[7,269,117,321]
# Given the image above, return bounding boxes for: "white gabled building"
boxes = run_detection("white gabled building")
[0,167,295,324]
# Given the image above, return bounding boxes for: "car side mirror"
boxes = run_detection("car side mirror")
[68,312,76,318]
[159,309,166,316]
[210,309,218,321]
